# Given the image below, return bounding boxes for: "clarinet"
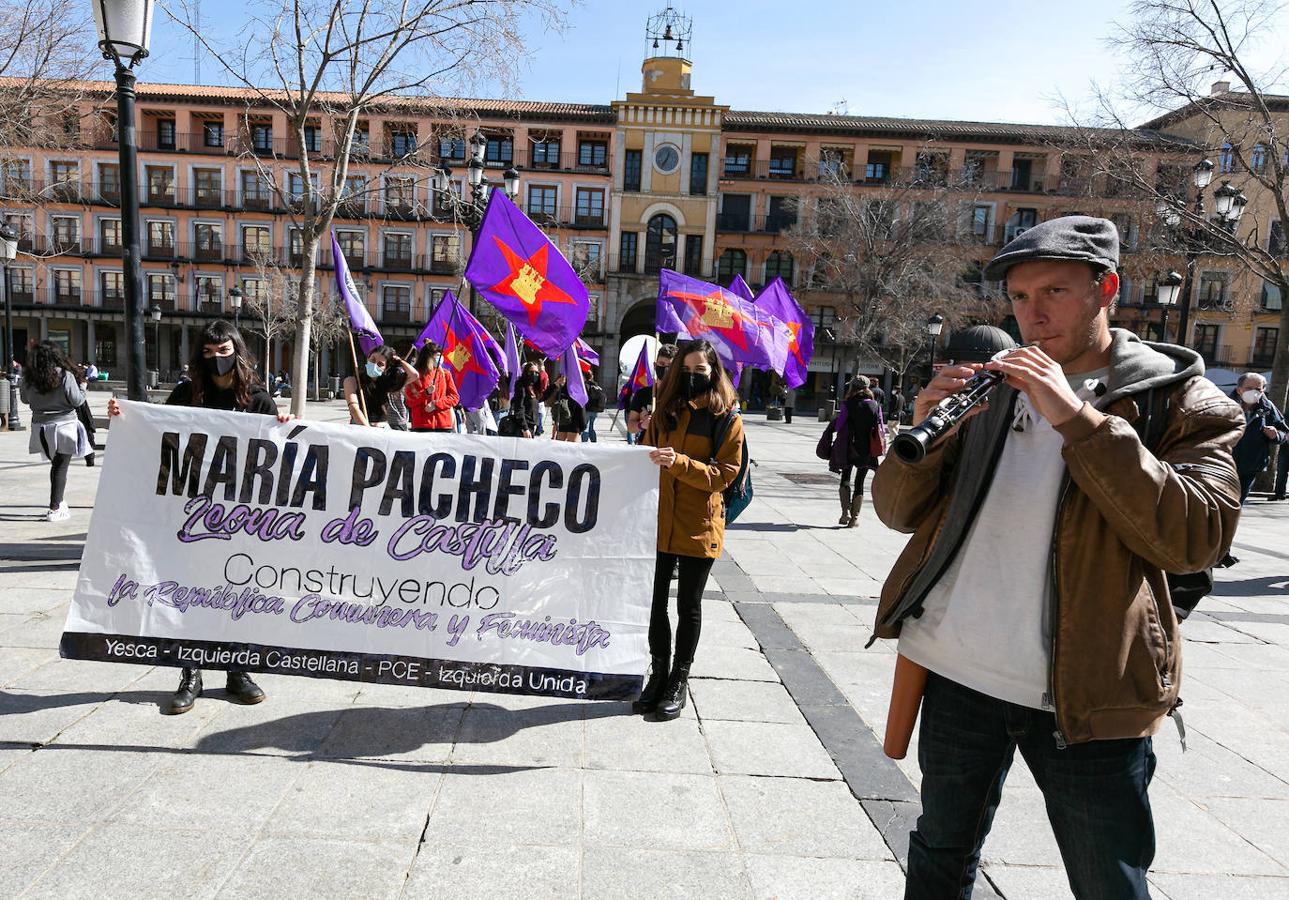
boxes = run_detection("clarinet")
[891,345,1028,464]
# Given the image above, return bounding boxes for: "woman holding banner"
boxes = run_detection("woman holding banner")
[405,342,459,433]
[343,345,415,429]
[637,340,745,721]
[108,319,292,714]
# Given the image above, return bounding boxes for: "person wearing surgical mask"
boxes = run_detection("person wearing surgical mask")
[638,339,745,722]
[406,342,460,433]
[344,345,415,428]
[1229,372,1288,506]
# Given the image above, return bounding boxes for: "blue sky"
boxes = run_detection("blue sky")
[134,1,1274,127]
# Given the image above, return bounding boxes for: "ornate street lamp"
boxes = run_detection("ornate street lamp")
[1,223,22,431]
[502,165,520,200]
[1156,270,1184,342]
[228,284,243,332]
[93,0,154,402]
[926,313,944,383]
[1192,158,1214,190]
[148,303,162,383]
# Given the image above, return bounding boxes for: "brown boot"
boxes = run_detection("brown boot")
[838,484,852,525]
[847,494,862,527]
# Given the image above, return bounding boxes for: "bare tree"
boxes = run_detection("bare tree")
[1072,0,1289,409]
[242,252,302,382]
[782,166,1000,382]
[0,0,95,151]
[169,0,567,416]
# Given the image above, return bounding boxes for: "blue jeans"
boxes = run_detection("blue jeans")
[907,673,1156,900]
[582,411,598,442]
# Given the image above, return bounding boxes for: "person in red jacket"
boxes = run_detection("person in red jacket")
[406,342,460,432]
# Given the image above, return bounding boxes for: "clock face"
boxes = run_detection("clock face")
[654,144,680,174]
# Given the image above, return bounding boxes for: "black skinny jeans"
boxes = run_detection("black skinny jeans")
[38,429,72,509]
[841,463,870,504]
[649,551,715,666]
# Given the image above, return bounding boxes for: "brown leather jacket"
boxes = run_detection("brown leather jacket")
[872,339,1243,745]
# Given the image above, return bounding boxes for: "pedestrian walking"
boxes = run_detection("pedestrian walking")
[829,376,881,528]
[871,217,1243,899]
[405,342,460,433]
[887,387,904,441]
[636,339,745,721]
[627,343,677,443]
[20,341,91,522]
[343,345,415,428]
[1230,372,1286,503]
[582,369,605,442]
[108,319,293,714]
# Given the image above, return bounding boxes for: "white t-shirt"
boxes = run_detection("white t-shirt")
[897,371,1107,710]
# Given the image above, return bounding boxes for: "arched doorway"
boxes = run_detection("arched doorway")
[644,213,677,274]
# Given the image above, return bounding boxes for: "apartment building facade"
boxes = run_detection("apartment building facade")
[3,48,1281,405]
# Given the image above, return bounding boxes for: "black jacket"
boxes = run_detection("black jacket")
[1229,390,1288,474]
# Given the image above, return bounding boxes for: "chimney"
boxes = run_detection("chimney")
[1211,80,1231,95]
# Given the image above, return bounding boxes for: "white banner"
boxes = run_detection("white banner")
[61,401,658,700]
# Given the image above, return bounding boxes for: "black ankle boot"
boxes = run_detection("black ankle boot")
[167,668,202,715]
[655,664,691,721]
[226,671,266,705]
[632,655,670,714]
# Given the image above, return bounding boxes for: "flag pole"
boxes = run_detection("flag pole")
[347,331,369,422]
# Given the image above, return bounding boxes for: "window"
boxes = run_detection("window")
[383,285,412,319]
[724,145,753,176]
[1011,158,1036,190]
[810,306,837,328]
[865,151,894,183]
[349,129,369,157]
[717,249,747,285]
[51,216,80,252]
[194,168,222,207]
[99,218,122,253]
[768,148,798,179]
[765,251,794,285]
[766,196,797,233]
[251,124,273,153]
[1219,142,1235,174]
[683,234,703,276]
[97,163,120,202]
[288,228,306,262]
[383,232,413,268]
[969,204,993,241]
[194,223,223,260]
[8,267,33,300]
[1261,281,1283,312]
[624,149,642,192]
[391,130,417,158]
[195,275,223,307]
[485,135,513,164]
[532,139,561,167]
[818,149,849,180]
[619,231,638,271]
[53,269,81,302]
[1271,221,1286,258]
[430,234,461,274]
[432,179,462,217]
[146,220,175,255]
[428,286,449,310]
[1253,327,1279,365]
[1251,144,1267,173]
[915,152,948,186]
[242,225,271,261]
[241,278,268,306]
[574,188,604,225]
[336,230,365,268]
[719,194,751,231]
[145,166,174,203]
[100,271,124,305]
[645,214,677,274]
[147,273,175,308]
[1193,323,1220,358]
[384,176,415,215]
[438,137,465,160]
[570,241,602,280]
[241,171,270,208]
[157,120,175,150]
[49,161,79,200]
[2,159,30,193]
[202,122,224,148]
[303,125,322,153]
[1197,271,1230,309]
[527,185,558,221]
[690,152,708,195]
[578,140,608,168]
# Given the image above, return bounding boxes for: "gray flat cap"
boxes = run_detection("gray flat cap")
[983,215,1119,281]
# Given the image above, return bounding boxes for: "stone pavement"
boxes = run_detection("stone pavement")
[1,393,1288,899]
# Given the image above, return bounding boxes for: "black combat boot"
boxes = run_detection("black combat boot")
[225,671,266,705]
[167,668,202,715]
[655,664,691,721]
[632,655,670,714]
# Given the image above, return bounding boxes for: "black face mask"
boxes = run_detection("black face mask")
[206,355,237,377]
[681,372,711,399]
[655,364,669,380]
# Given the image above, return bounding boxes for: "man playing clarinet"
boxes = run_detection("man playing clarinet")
[870,216,1244,899]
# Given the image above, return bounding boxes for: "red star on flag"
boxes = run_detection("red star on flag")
[666,287,751,350]
[442,324,488,380]
[489,239,577,327]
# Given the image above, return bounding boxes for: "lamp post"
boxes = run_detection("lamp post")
[1155,270,1184,343]
[149,304,161,384]
[1155,159,1247,347]
[1,223,22,431]
[926,313,944,384]
[93,0,154,402]
[429,130,520,315]
[228,284,243,332]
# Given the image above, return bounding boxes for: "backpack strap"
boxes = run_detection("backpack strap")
[710,408,736,460]
[1134,385,1171,455]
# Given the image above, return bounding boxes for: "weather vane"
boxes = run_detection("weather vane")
[646,4,692,58]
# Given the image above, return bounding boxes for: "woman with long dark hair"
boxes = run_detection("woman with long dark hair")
[830,376,881,528]
[503,364,542,438]
[20,341,91,522]
[109,319,291,715]
[636,339,745,721]
[406,342,460,433]
[343,345,415,429]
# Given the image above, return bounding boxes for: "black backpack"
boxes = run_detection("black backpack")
[1134,387,1215,621]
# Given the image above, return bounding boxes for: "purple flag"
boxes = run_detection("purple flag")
[574,337,600,366]
[412,291,499,411]
[463,191,589,356]
[729,274,755,302]
[655,291,690,335]
[754,277,814,389]
[657,269,790,371]
[333,231,382,355]
[559,344,588,408]
[504,323,522,398]
[619,342,653,409]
